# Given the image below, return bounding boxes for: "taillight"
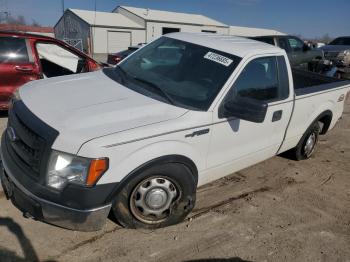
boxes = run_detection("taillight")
[87,60,101,71]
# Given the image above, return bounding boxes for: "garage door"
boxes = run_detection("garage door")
[107,31,131,53]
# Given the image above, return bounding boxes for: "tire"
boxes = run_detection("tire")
[112,163,196,229]
[293,122,321,160]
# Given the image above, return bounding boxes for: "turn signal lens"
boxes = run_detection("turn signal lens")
[86,159,109,186]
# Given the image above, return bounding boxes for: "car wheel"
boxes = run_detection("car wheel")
[112,163,196,229]
[294,122,320,160]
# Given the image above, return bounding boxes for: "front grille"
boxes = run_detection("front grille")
[6,107,46,179]
[324,51,341,60]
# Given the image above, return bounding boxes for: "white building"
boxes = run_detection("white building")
[54,6,285,62]
[54,6,229,62]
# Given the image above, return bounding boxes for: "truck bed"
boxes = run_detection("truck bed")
[293,68,349,96]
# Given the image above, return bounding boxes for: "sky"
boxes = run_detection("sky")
[1,0,349,38]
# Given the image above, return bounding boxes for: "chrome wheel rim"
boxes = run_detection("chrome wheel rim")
[304,132,317,157]
[130,177,178,224]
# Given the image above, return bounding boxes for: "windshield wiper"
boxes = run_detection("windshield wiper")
[116,65,131,84]
[133,77,176,106]
[116,66,175,106]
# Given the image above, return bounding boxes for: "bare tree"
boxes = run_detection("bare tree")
[318,33,332,44]
[31,19,41,27]
[7,14,26,25]
[4,14,41,27]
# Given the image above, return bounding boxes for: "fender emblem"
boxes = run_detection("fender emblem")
[185,128,210,138]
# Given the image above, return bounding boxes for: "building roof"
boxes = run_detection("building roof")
[166,32,283,58]
[229,26,285,37]
[0,24,53,33]
[118,6,228,27]
[69,9,144,28]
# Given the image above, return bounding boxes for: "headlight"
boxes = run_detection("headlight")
[47,150,108,190]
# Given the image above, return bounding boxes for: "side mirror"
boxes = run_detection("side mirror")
[219,96,268,123]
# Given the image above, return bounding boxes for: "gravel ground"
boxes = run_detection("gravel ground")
[0,102,349,262]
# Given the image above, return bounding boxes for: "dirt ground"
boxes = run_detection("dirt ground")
[0,101,349,262]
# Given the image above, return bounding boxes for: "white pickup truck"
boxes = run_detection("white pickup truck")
[1,33,349,231]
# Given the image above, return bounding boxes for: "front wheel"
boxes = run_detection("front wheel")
[112,163,196,229]
[293,122,320,160]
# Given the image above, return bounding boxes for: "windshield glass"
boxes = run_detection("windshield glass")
[111,37,241,111]
[329,37,350,46]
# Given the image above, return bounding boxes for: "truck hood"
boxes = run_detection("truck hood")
[320,45,350,53]
[20,70,188,154]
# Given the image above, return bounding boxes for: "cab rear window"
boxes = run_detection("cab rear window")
[0,37,30,63]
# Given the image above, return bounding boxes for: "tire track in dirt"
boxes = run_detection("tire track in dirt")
[50,226,122,260]
[52,173,301,258]
[190,187,271,220]
[52,187,272,260]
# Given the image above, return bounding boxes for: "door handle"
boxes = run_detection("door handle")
[14,66,34,72]
[272,110,283,122]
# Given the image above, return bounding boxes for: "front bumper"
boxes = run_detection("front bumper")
[0,161,111,231]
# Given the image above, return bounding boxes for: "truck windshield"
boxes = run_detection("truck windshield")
[113,37,241,111]
[329,37,350,46]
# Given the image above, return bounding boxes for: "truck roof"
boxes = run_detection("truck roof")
[0,30,55,40]
[167,32,284,58]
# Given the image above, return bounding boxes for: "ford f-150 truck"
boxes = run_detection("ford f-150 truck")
[1,33,349,231]
[251,35,323,69]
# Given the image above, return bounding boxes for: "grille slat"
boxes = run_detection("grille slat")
[324,51,341,59]
[8,109,42,150]
[7,107,46,178]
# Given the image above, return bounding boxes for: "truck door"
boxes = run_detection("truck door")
[0,36,40,109]
[34,41,90,78]
[206,55,293,180]
[285,36,308,66]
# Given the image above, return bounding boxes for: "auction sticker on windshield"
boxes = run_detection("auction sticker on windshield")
[204,52,233,67]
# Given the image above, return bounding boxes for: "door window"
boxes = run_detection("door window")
[0,37,29,63]
[230,56,288,102]
[278,38,290,52]
[36,42,86,78]
[287,37,304,52]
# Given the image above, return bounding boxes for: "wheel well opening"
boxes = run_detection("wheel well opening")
[318,113,332,135]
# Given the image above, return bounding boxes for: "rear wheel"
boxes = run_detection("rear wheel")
[112,163,196,229]
[293,122,320,160]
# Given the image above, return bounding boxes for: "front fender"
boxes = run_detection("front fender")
[79,135,209,185]
[105,140,203,184]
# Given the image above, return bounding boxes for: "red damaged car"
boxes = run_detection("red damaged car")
[0,31,101,110]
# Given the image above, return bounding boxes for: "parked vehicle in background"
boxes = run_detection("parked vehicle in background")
[107,44,145,65]
[0,31,101,110]
[316,42,326,48]
[318,37,350,79]
[251,35,324,69]
[1,33,349,232]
